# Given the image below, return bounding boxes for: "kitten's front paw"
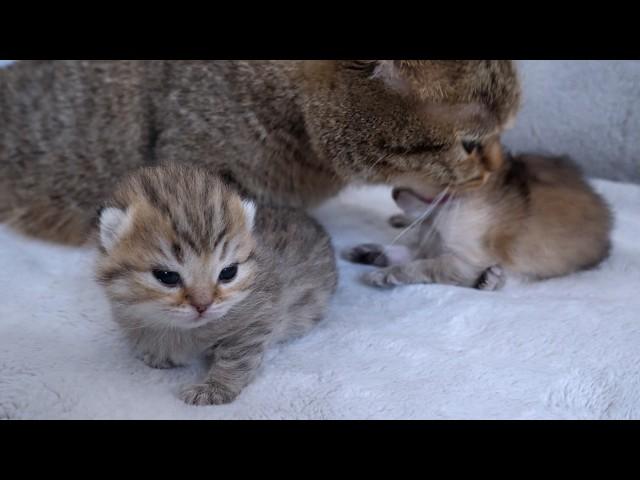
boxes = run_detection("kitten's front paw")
[342,244,388,267]
[138,352,181,370]
[362,269,401,288]
[475,265,506,291]
[179,382,238,406]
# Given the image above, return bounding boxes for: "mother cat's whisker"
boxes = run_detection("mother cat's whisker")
[421,190,457,246]
[390,186,451,245]
[362,153,391,180]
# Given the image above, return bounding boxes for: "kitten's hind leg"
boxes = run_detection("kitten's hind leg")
[362,254,484,289]
[179,323,270,406]
[341,244,412,267]
[474,265,506,291]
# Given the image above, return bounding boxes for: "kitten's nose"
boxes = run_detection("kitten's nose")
[192,302,212,315]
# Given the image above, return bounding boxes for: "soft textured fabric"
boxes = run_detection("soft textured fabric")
[1,180,638,419]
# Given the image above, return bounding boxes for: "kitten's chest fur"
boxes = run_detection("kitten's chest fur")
[408,154,612,280]
[414,196,499,268]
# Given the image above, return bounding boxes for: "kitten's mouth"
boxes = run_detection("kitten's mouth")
[391,187,450,205]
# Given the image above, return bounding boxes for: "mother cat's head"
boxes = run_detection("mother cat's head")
[298,60,520,189]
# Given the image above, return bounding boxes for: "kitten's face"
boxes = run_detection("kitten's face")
[96,167,258,331]
[393,137,505,205]
[299,60,520,188]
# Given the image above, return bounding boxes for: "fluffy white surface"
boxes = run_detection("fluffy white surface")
[1,180,639,419]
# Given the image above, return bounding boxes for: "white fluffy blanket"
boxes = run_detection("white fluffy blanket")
[1,180,639,419]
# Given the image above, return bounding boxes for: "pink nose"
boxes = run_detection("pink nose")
[192,303,211,314]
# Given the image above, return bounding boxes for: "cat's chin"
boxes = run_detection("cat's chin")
[164,306,234,330]
[117,302,237,331]
[173,317,215,330]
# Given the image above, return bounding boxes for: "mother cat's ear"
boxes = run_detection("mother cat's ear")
[369,60,521,125]
[241,200,256,232]
[373,60,519,98]
[340,60,437,96]
[99,206,134,252]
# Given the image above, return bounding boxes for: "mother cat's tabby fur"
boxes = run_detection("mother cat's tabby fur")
[0,60,520,244]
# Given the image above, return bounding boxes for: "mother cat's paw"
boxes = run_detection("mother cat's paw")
[179,382,238,406]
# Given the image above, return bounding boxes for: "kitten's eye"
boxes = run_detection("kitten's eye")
[462,140,480,155]
[218,264,238,283]
[152,270,182,287]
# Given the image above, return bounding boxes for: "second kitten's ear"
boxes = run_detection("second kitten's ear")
[99,207,133,252]
[241,200,256,231]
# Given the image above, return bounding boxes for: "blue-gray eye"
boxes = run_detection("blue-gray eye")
[152,270,182,287]
[462,140,480,154]
[218,264,238,283]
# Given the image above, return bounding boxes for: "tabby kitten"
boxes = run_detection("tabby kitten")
[343,139,612,290]
[95,164,337,405]
[0,60,520,245]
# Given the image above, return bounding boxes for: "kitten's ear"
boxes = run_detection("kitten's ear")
[241,200,256,232]
[99,207,133,251]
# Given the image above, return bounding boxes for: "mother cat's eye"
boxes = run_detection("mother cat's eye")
[152,269,182,287]
[462,140,480,154]
[219,264,238,283]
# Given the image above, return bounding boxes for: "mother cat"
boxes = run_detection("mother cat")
[0,60,520,244]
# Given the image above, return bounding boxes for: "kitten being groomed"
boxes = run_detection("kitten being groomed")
[343,139,612,290]
[95,164,337,405]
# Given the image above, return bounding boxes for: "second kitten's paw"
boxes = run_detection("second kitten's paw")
[341,244,388,267]
[179,382,238,406]
[361,269,401,288]
[475,265,506,291]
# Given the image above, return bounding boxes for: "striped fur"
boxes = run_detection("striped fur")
[96,164,338,405]
[1,60,520,245]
